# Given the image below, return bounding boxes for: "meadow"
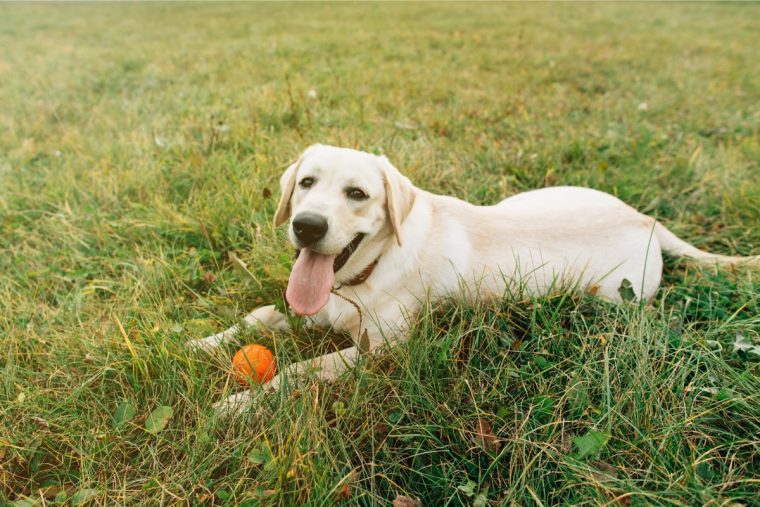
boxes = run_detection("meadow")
[1,3,758,505]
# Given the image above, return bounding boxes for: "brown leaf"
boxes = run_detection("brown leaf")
[393,495,421,507]
[332,470,357,502]
[358,329,370,355]
[587,285,600,296]
[203,272,217,284]
[473,417,501,451]
[590,460,619,481]
[334,483,350,502]
[30,416,50,429]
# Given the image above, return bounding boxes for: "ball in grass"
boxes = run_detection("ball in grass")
[232,344,276,385]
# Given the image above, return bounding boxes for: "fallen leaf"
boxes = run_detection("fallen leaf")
[392,495,420,507]
[114,401,136,427]
[145,405,173,434]
[590,460,619,481]
[247,486,277,499]
[733,332,760,356]
[248,445,272,465]
[332,470,357,502]
[458,480,477,497]
[472,417,501,451]
[334,483,350,501]
[358,329,370,355]
[30,416,50,429]
[71,488,98,506]
[696,461,715,481]
[574,430,610,459]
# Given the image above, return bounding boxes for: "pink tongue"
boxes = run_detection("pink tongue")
[286,249,336,316]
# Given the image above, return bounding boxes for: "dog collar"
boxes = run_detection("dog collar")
[342,259,379,287]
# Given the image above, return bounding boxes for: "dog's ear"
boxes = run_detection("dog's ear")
[273,145,320,227]
[273,161,299,227]
[378,155,416,246]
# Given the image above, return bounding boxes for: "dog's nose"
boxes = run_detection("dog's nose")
[292,212,328,246]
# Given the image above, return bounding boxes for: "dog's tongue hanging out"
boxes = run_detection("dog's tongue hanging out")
[286,249,336,316]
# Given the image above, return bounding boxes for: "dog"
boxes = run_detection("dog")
[188,144,758,413]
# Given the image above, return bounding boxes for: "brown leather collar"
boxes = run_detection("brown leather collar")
[341,259,378,287]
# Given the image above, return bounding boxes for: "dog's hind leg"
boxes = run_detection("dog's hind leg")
[186,305,289,352]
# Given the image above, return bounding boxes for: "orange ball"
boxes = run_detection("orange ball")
[232,344,276,385]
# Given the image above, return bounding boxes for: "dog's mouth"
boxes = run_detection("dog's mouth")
[287,234,364,316]
[331,233,364,273]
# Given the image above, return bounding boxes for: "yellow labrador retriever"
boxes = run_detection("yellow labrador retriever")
[189,144,758,413]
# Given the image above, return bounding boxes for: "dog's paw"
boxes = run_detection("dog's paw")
[213,378,281,417]
[213,390,257,416]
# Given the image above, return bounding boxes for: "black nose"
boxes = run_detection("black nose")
[292,212,328,246]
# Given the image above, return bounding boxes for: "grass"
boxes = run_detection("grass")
[1,2,759,505]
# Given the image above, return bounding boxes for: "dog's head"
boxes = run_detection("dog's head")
[274,144,415,315]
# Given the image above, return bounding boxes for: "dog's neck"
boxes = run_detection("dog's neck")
[338,228,396,289]
[341,259,379,286]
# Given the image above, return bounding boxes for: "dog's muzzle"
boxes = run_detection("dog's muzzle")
[292,212,328,247]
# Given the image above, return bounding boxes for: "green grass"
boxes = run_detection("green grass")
[1,2,759,505]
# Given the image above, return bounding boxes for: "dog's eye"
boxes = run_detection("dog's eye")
[299,177,315,189]
[346,187,368,200]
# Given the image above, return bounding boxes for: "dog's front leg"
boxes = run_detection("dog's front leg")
[214,346,362,415]
[215,324,406,416]
[186,305,289,352]
[270,346,363,386]
[264,322,406,389]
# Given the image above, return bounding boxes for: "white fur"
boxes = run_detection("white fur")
[187,145,758,415]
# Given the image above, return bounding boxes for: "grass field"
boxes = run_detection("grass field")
[1,2,759,505]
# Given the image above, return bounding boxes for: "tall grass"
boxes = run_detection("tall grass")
[1,3,758,505]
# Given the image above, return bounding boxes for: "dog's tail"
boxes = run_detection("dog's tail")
[655,222,760,266]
